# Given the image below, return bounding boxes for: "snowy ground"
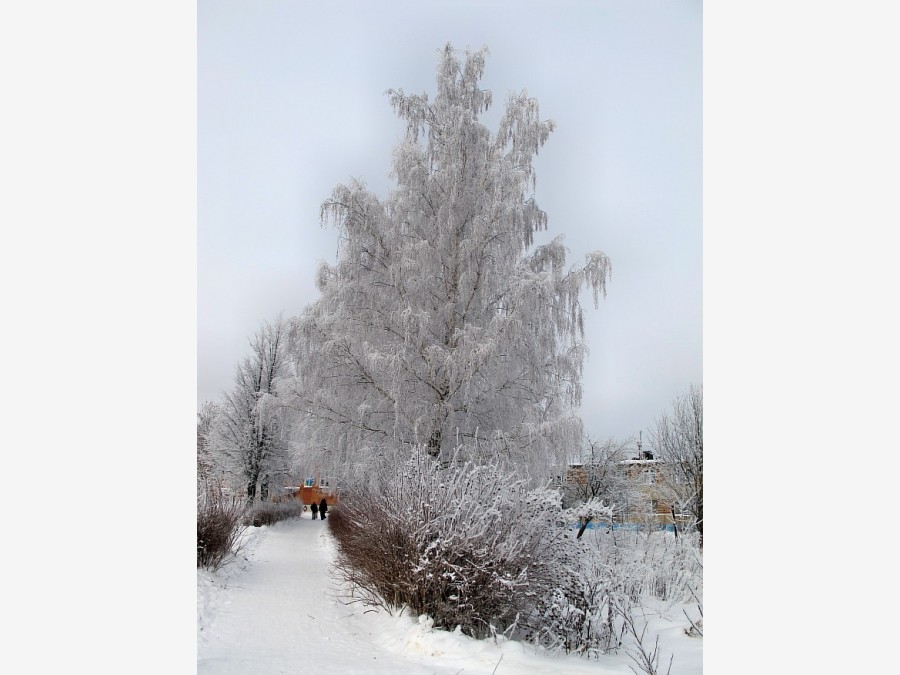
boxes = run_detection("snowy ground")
[198,513,702,674]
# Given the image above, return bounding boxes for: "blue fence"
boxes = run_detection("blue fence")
[566,521,679,533]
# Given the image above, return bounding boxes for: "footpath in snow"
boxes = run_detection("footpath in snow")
[197,512,642,674]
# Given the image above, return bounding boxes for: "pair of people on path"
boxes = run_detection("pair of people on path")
[310,498,328,520]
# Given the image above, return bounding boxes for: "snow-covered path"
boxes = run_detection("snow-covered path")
[198,514,439,674]
[198,516,341,673]
[198,514,635,674]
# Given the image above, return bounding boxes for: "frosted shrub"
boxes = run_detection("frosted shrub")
[527,551,619,657]
[527,527,702,658]
[197,481,247,570]
[328,447,701,657]
[244,500,306,527]
[329,449,571,638]
[587,528,703,604]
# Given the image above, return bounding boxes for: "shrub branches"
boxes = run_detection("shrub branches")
[327,447,702,660]
[329,449,569,638]
[245,500,306,527]
[197,481,247,570]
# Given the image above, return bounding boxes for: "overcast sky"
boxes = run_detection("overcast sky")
[198,0,702,445]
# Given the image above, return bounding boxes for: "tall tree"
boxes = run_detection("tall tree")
[211,317,291,504]
[285,45,610,479]
[651,384,703,537]
[197,401,221,484]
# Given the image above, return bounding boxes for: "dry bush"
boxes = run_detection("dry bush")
[197,481,247,570]
[328,450,570,639]
[611,594,674,675]
[244,500,306,527]
[526,550,620,657]
[328,449,702,659]
[587,528,703,604]
[528,525,702,657]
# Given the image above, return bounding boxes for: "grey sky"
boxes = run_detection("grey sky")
[198,0,702,445]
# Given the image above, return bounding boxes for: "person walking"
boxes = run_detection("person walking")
[319,498,328,520]
[310,501,318,520]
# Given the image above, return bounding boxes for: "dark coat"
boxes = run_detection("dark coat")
[310,502,318,513]
[319,499,328,514]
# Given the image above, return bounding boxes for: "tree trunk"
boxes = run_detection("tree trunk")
[246,480,257,505]
[576,516,593,540]
[426,428,442,457]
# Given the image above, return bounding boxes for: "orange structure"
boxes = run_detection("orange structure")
[284,476,338,507]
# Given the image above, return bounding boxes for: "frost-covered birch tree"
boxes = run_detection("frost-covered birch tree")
[285,45,610,478]
[210,317,292,504]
